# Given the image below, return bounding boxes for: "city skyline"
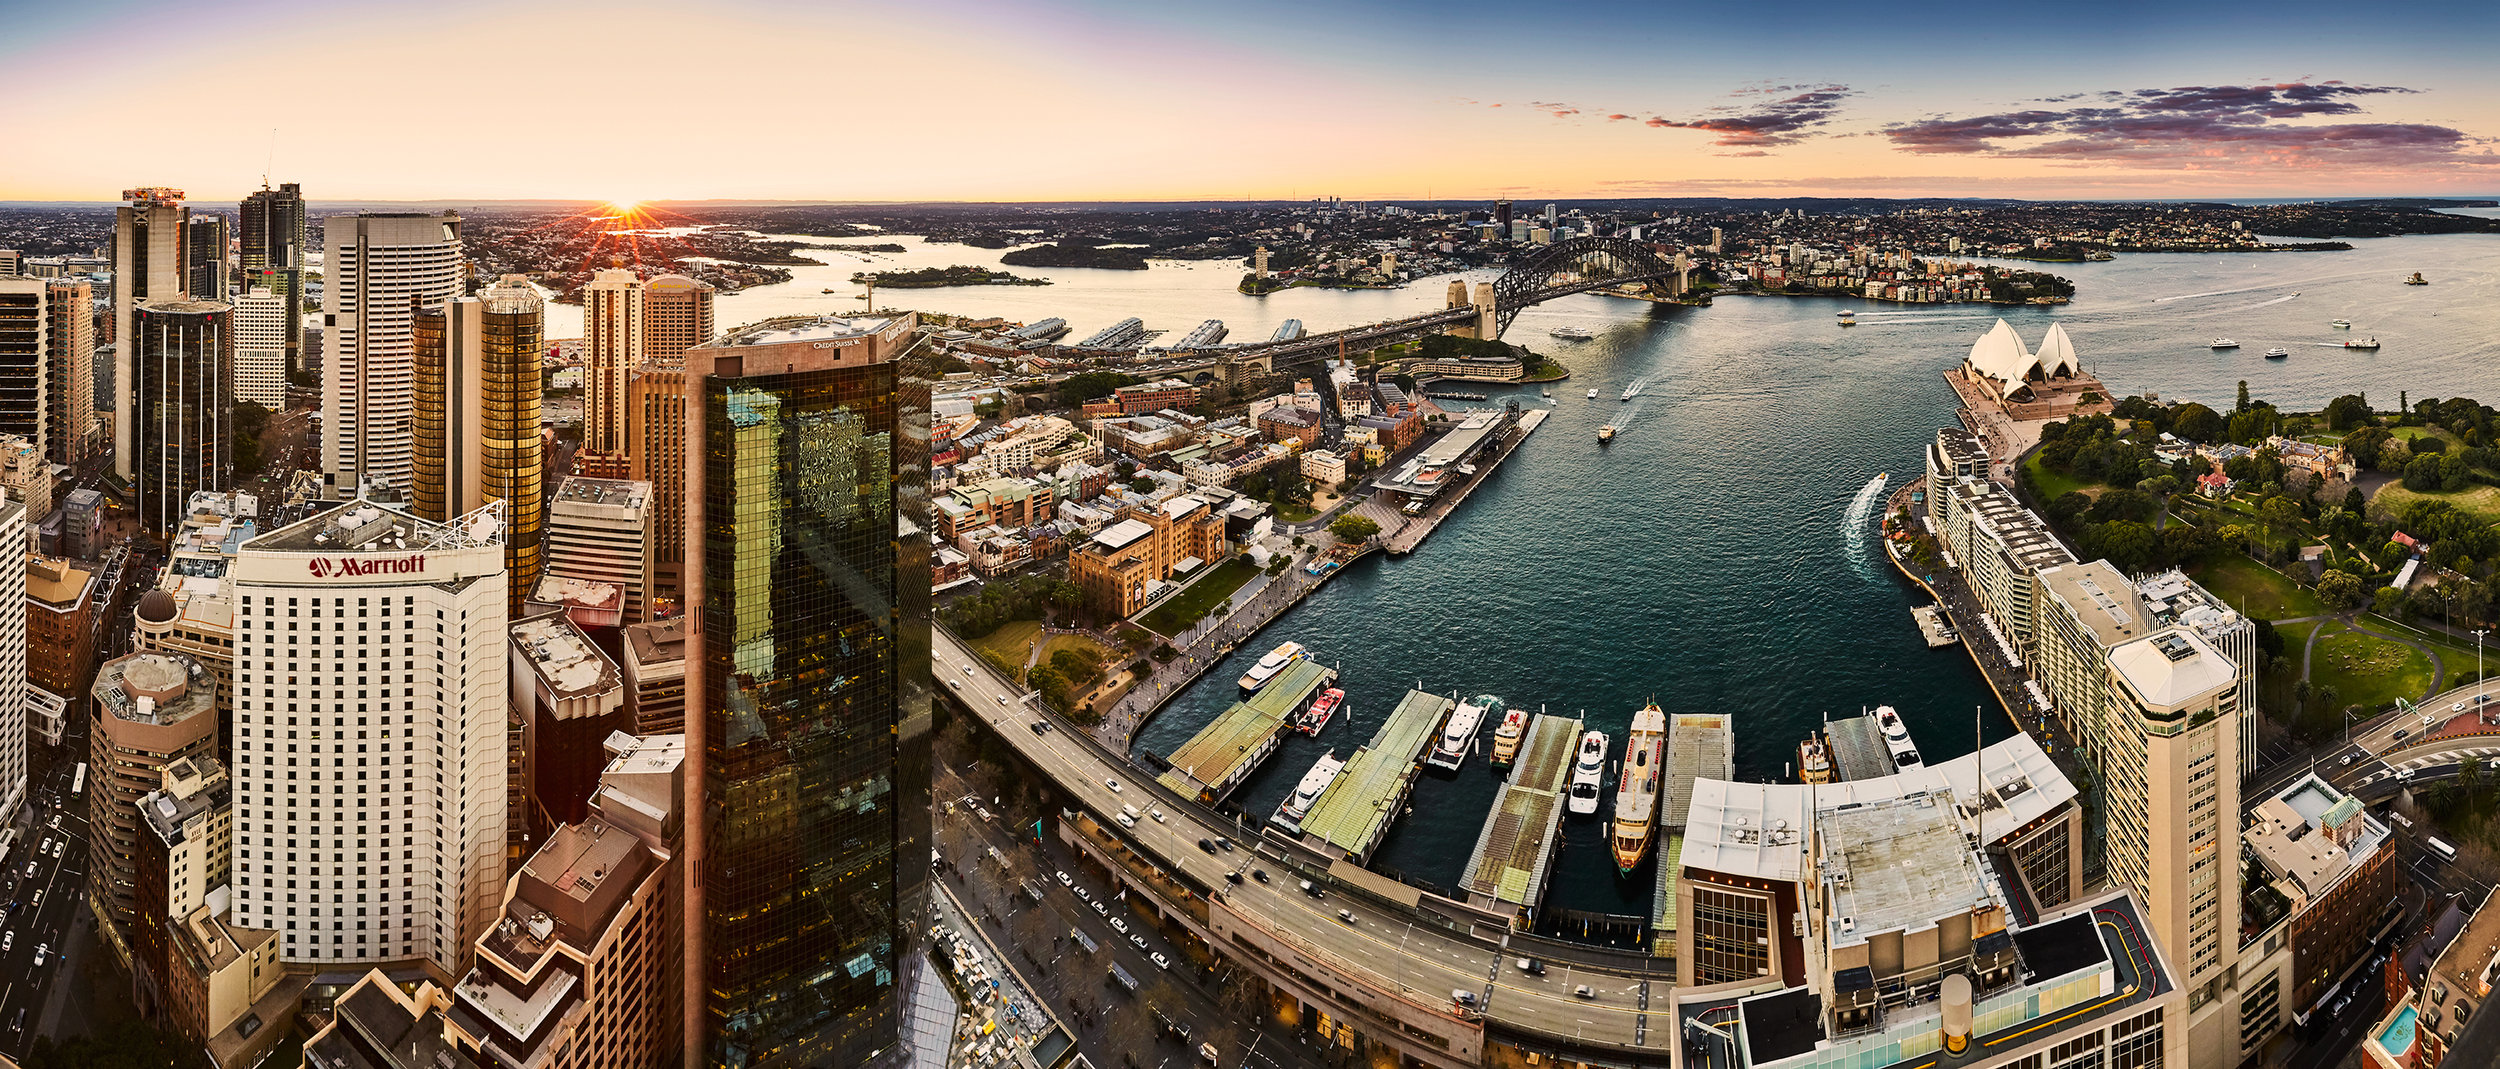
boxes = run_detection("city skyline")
[3,1,2497,202]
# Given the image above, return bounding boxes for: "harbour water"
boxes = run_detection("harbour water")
[621,223,2497,918]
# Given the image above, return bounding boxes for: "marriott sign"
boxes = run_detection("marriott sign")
[307,554,426,579]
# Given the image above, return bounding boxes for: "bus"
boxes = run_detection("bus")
[1107,963,1140,995]
[69,762,86,797]
[2428,837,2459,863]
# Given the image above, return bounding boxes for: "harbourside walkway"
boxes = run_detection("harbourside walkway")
[1098,543,1338,753]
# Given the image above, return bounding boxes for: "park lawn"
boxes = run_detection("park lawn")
[1523,359,1572,383]
[2309,626,2436,714]
[2390,425,2458,445]
[1274,500,1319,523]
[2371,482,2500,526]
[1036,631,1117,673]
[968,619,1045,669]
[2023,453,2092,502]
[2363,614,2499,687]
[1137,559,1259,636]
[2189,554,2328,620]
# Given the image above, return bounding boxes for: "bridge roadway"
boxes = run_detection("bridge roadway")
[934,627,1669,1065]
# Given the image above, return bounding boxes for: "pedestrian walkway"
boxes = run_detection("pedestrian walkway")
[1097,543,1341,754]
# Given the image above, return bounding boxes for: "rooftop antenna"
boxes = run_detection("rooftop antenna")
[264,127,277,189]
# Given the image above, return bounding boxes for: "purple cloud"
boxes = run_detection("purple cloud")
[1884,82,2486,168]
[1642,85,1855,149]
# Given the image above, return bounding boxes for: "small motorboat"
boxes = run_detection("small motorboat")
[2210,338,2238,349]
[2330,319,2352,329]
[2264,347,2290,359]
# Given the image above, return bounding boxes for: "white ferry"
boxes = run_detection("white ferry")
[1567,730,1609,816]
[1874,704,1923,769]
[1274,750,1345,827]
[1237,641,1305,693]
[1549,325,1596,341]
[1429,694,1502,772]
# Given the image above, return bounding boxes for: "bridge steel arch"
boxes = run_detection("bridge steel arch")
[1489,236,1679,337]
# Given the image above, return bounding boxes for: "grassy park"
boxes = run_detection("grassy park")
[2309,624,2437,714]
[2188,554,2328,620]
[1138,559,1260,636]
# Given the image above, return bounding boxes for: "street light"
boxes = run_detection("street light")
[2475,629,2490,715]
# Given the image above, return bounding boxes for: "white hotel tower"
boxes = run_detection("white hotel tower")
[229,500,507,974]
[322,213,463,498]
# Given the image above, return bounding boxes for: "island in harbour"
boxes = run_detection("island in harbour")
[852,265,1051,288]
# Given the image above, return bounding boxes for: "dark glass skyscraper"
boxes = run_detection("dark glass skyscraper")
[683,314,929,1068]
[239,182,305,372]
[130,299,231,533]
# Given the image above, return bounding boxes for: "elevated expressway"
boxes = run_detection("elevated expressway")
[935,627,1677,1067]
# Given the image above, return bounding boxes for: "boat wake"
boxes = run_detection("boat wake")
[1621,377,1651,400]
[1843,473,1889,578]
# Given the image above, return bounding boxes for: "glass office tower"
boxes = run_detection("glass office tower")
[685,314,930,1067]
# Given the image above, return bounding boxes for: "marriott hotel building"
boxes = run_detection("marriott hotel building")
[227,500,510,979]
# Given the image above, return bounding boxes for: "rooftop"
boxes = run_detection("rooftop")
[715,313,898,347]
[1665,712,1734,831]
[1818,790,1997,947]
[510,613,620,702]
[623,617,687,669]
[2040,561,2153,649]
[93,651,217,726]
[1458,713,1581,906]
[549,476,650,511]
[2108,627,2237,709]
[1300,690,1454,860]
[2246,774,2389,900]
[245,498,498,553]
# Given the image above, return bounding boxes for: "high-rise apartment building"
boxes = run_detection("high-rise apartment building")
[130,299,232,533]
[0,500,25,838]
[130,756,290,1065]
[411,277,544,603]
[26,554,98,708]
[2101,625,2241,1059]
[682,313,930,1066]
[621,617,686,735]
[231,287,289,408]
[0,278,45,449]
[43,277,95,464]
[533,476,655,627]
[187,214,230,297]
[579,269,642,474]
[323,212,464,497]
[87,650,220,950]
[114,187,191,476]
[641,274,713,362]
[238,182,306,373]
[627,362,686,604]
[229,500,509,973]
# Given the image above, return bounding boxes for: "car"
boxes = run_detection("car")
[47,840,59,859]
[1337,909,1356,925]
[1029,721,1050,735]
[1,932,11,951]
[1056,870,1072,886]
[2480,694,2495,706]
[1299,879,1321,898]
[1225,871,1243,884]
[2457,702,2471,713]
[1252,869,1270,884]
[963,665,975,675]
[20,862,32,878]
[1105,778,1121,792]
[948,679,962,690]
[2341,753,2357,767]
[1110,918,1129,934]
[1516,957,1545,976]
[1196,839,1218,854]
[2394,729,2411,743]
[1149,808,1165,823]
[2426,712,2443,727]
[996,695,1008,706]
[1130,933,1149,950]
[2396,768,2417,781]
[1214,837,1233,851]
[1092,901,1109,916]
[30,944,44,967]
[1115,813,1136,829]
[28,892,39,908]
[1151,952,1170,970]
[1574,984,1596,1000]
[1451,989,1478,1008]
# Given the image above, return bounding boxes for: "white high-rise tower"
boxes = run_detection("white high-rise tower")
[229,500,508,972]
[322,213,463,497]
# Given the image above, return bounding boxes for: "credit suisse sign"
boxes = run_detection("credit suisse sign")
[307,554,426,579]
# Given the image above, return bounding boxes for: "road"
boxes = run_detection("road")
[0,715,96,1059]
[936,626,1670,1060]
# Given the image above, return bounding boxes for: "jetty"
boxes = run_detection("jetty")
[1457,712,1584,926]
[1297,689,1454,864]
[1155,659,1337,803]
[1645,712,1733,953]
[1911,604,1959,648]
[1383,408,1548,556]
[1824,712,1898,781]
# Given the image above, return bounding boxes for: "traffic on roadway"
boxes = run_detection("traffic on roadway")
[0,735,95,1061]
[934,627,1670,1058]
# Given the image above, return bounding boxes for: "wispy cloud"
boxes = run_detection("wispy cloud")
[1884,81,2492,168]
[1641,85,1855,151]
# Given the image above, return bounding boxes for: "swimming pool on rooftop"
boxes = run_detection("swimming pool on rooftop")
[2379,1004,2419,1055]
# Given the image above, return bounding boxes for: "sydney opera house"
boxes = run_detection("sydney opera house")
[1962,319,2084,403]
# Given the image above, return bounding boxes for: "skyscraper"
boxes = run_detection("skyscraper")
[628,362,686,605]
[130,299,231,533]
[230,287,289,408]
[114,187,190,477]
[0,499,25,836]
[323,212,463,497]
[411,278,544,605]
[238,182,306,372]
[579,268,642,475]
[0,278,45,448]
[43,277,95,465]
[229,501,509,973]
[682,313,929,1067]
[641,274,714,363]
[186,214,230,298]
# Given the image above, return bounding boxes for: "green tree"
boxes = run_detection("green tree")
[2170,402,2223,444]
[1329,513,1381,542]
[231,400,272,477]
[2091,521,2160,572]
[2374,586,2409,618]
[2236,380,2252,414]
[2316,570,2366,612]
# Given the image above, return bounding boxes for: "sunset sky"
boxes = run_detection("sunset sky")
[5,0,2496,202]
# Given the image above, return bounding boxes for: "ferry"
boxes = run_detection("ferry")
[1610,703,1667,874]
[1429,694,1502,772]
[1837,310,1856,326]
[2405,273,2429,286]
[1874,705,1923,769]
[2341,337,2381,350]
[1620,386,1636,402]
[2263,347,2290,360]
[2210,338,2239,349]
[1296,688,1344,736]
[2330,319,2352,329]
[1237,641,1305,693]
[1274,750,1345,826]
[1597,424,1617,443]
[1550,325,1596,341]
[1567,730,1609,816]
[1798,732,1834,784]
[1489,707,1530,766]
